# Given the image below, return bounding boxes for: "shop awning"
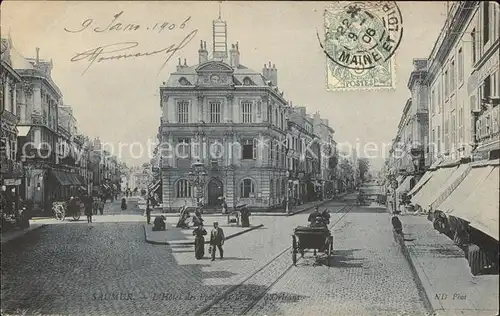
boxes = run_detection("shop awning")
[407,171,433,196]
[429,163,471,211]
[454,166,499,241]
[439,165,494,214]
[51,170,72,186]
[148,179,161,194]
[396,176,414,197]
[411,166,457,210]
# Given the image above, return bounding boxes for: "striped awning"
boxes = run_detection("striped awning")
[51,170,72,186]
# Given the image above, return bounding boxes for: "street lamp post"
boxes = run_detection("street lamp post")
[187,160,208,207]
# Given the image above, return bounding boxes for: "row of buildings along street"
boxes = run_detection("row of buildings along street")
[145,15,361,212]
[1,38,125,225]
[381,1,499,275]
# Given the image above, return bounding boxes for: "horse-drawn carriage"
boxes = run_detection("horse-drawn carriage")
[292,224,334,266]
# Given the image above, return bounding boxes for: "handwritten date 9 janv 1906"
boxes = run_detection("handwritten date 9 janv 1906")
[64,11,191,33]
[70,29,198,75]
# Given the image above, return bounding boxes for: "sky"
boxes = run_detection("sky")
[1,1,448,170]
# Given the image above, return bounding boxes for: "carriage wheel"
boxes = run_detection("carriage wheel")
[55,211,64,221]
[292,235,297,266]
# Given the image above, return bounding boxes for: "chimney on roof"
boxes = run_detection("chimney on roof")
[229,42,240,68]
[262,61,278,86]
[177,58,183,71]
[198,40,208,64]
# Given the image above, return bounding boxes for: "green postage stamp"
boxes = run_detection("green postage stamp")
[323,1,403,91]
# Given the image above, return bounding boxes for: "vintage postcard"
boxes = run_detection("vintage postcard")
[1,1,499,316]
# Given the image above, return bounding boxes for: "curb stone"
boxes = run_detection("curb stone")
[394,230,435,315]
[144,224,264,245]
[1,224,48,245]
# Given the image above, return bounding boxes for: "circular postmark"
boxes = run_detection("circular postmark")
[324,1,403,70]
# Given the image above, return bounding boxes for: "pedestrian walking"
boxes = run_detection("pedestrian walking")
[193,224,207,260]
[99,198,105,215]
[220,196,227,214]
[92,198,99,215]
[209,222,225,261]
[84,194,93,223]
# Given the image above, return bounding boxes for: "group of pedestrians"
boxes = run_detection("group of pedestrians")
[193,221,225,261]
[82,194,107,223]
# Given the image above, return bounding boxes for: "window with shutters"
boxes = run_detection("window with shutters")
[176,179,192,198]
[209,101,221,123]
[270,179,274,199]
[444,119,449,152]
[451,111,456,149]
[471,28,477,63]
[483,2,490,45]
[458,106,464,142]
[239,178,255,198]
[177,101,189,123]
[437,83,442,113]
[431,89,435,114]
[450,59,456,92]
[242,138,257,160]
[241,101,253,123]
[444,68,449,98]
[458,47,464,84]
[437,127,441,153]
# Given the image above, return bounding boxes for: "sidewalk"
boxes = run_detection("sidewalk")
[1,222,47,245]
[144,215,263,245]
[144,192,351,217]
[401,216,499,316]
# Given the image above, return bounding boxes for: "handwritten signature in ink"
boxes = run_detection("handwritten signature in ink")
[70,29,197,75]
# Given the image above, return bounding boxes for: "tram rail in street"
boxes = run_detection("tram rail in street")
[195,203,355,316]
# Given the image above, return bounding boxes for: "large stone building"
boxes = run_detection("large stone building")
[386,1,498,272]
[387,59,430,209]
[158,14,335,211]
[1,37,24,216]
[2,38,125,214]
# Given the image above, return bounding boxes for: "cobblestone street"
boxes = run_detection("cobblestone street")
[1,194,431,316]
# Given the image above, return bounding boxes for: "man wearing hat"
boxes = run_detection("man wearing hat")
[209,221,225,261]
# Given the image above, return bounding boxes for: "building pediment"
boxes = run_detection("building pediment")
[195,61,234,73]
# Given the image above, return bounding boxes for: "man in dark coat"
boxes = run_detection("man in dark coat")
[210,222,225,261]
[83,194,93,223]
[392,215,403,235]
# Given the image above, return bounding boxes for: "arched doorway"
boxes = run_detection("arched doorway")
[207,178,223,206]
